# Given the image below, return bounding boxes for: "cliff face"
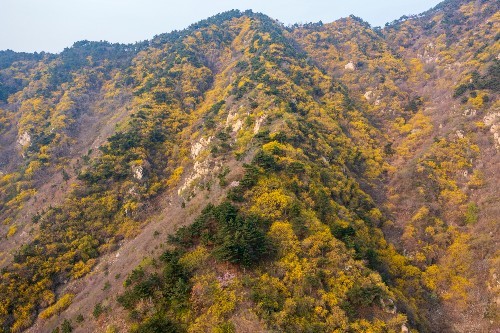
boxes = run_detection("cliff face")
[0,2,498,332]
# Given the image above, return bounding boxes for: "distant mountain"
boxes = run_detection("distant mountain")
[0,1,498,332]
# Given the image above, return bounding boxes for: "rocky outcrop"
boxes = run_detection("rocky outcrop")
[177,160,217,196]
[254,114,267,134]
[344,62,355,70]
[191,136,213,159]
[18,131,31,147]
[232,118,243,132]
[178,136,218,196]
[364,90,374,100]
[483,112,500,150]
[131,165,144,180]
[463,108,476,117]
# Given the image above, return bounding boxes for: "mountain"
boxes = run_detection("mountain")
[0,1,498,332]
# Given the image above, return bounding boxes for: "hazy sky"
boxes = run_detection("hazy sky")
[1,0,443,53]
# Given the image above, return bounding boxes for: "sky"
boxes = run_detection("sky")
[1,0,443,53]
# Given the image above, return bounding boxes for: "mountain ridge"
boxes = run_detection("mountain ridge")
[0,1,498,332]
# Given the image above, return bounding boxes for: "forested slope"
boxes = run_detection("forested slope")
[0,1,498,332]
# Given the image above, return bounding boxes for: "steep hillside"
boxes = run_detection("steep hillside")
[292,1,499,331]
[383,1,499,331]
[0,2,498,333]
